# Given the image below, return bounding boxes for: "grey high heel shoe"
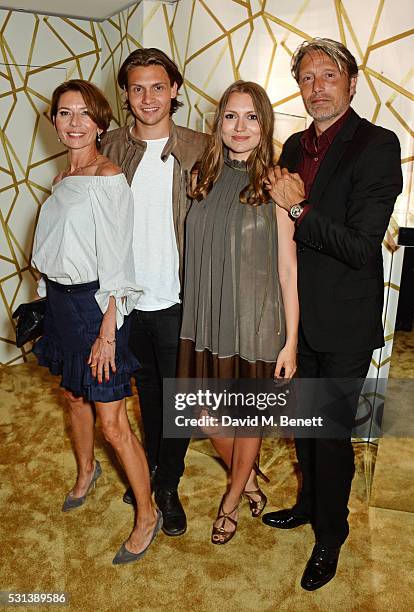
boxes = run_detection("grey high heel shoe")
[62,459,102,512]
[112,509,163,565]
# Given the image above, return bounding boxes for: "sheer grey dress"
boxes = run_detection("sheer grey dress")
[178,153,286,379]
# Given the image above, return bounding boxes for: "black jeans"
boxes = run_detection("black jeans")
[129,304,190,490]
[295,328,372,547]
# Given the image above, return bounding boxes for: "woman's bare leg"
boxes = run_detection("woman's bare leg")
[96,398,157,553]
[64,390,96,497]
[209,436,234,469]
[210,435,261,494]
[226,437,262,507]
[211,436,262,542]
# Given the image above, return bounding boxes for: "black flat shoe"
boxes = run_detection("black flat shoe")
[123,466,157,505]
[154,488,186,536]
[262,508,310,529]
[301,544,341,591]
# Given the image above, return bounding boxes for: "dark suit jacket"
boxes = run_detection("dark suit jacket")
[279,108,403,352]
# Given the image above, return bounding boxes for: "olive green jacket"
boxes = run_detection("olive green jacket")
[100,121,209,286]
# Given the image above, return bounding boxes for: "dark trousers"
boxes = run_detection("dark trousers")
[295,328,372,547]
[129,304,190,490]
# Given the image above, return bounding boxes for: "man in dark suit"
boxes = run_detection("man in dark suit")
[262,38,403,590]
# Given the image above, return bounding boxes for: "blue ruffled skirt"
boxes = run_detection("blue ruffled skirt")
[33,279,139,402]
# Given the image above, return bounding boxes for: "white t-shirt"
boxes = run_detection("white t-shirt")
[131,137,180,311]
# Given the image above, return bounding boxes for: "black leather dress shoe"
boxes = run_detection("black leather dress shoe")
[123,466,157,505]
[301,544,341,591]
[154,488,187,536]
[262,508,310,529]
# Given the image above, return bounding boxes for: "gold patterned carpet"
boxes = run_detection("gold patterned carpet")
[389,330,414,379]
[0,332,413,612]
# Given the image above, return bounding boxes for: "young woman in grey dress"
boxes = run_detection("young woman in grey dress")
[178,81,299,543]
[32,80,161,564]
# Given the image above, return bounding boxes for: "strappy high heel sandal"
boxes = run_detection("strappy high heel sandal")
[253,458,270,484]
[244,459,270,517]
[244,487,268,517]
[211,496,240,545]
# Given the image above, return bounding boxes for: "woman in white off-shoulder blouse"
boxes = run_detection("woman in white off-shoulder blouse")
[32,80,162,565]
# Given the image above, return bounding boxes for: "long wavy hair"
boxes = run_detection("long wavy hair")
[192,80,274,206]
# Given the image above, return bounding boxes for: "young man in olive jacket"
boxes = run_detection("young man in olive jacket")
[101,48,208,536]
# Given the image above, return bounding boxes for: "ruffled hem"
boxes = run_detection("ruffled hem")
[33,335,139,402]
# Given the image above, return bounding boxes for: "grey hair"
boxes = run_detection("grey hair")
[291,38,358,82]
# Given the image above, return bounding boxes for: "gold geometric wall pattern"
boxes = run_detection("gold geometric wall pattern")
[1,0,413,369]
[102,1,413,196]
[0,9,101,365]
[101,0,414,384]
[99,2,146,128]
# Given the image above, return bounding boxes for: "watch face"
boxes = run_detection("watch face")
[290,204,303,218]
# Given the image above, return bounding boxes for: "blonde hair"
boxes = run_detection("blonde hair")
[192,80,274,206]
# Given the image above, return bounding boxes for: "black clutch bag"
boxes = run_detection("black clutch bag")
[12,298,46,347]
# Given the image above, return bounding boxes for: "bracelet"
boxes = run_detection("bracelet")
[98,335,116,345]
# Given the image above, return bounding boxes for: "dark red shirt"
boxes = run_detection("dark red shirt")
[295,108,351,223]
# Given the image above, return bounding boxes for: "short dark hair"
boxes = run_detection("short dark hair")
[291,38,359,82]
[50,79,112,134]
[117,48,184,115]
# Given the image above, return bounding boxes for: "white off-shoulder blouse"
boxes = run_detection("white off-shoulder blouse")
[32,174,141,329]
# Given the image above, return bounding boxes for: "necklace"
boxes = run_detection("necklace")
[65,154,99,177]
